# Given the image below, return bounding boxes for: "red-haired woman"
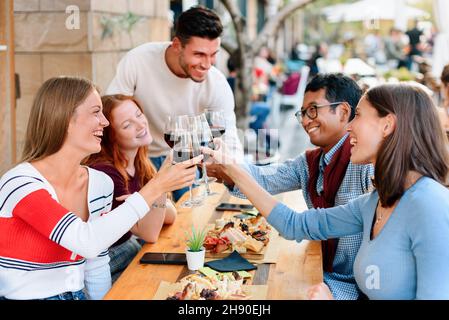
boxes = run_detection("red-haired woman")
[86,95,177,282]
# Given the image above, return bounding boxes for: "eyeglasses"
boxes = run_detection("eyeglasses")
[295,102,344,121]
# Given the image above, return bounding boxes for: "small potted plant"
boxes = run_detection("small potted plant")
[185,226,207,271]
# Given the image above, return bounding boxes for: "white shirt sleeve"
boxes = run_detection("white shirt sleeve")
[59,192,150,259]
[106,51,137,96]
[1,167,149,263]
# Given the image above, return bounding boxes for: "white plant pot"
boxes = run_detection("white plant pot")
[186,247,205,271]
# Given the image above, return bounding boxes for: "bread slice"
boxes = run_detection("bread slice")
[243,237,264,253]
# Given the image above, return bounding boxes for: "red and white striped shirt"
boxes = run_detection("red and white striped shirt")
[0,162,149,299]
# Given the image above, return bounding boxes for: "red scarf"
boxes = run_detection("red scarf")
[305,136,352,273]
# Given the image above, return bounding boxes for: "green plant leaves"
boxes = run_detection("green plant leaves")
[185,225,207,252]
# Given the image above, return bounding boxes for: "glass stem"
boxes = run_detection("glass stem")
[188,185,193,202]
[202,163,211,195]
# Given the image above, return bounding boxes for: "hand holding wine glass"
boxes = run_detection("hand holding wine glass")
[139,152,202,205]
[190,114,218,196]
[204,163,235,188]
[172,129,203,208]
[200,138,238,167]
[156,152,202,191]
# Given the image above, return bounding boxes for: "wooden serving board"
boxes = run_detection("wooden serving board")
[152,281,268,300]
[205,248,266,260]
[205,224,272,260]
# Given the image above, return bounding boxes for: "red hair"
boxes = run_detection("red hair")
[85,95,156,191]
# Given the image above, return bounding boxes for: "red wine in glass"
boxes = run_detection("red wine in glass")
[164,132,179,148]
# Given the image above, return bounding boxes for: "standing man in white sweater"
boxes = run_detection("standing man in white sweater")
[106,6,243,201]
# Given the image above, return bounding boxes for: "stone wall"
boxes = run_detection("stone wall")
[14,0,170,159]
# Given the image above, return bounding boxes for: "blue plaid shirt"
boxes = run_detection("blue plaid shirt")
[231,134,374,299]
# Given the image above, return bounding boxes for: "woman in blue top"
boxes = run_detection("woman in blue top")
[202,84,449,300]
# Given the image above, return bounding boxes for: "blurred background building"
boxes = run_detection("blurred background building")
[1,0,448,173]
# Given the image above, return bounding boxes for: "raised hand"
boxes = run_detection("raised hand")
[200,138,237,166]
[204,163,235,187]
[153,154,203,193]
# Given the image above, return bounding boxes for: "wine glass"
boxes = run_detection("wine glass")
[190,114,219,196]
[163,115,189,149]
[205,109,226,138]
[173,129,203,208]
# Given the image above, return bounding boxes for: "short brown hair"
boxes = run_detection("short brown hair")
[367,84,449,207]
[21,76,96,163]
[175,6,222,45]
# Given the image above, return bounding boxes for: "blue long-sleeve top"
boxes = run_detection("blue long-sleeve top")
[267,176,449,299]
[229,134,374,299]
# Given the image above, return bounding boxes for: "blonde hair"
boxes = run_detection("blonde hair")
[21,76,97,162]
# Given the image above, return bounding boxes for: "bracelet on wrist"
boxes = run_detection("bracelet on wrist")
[151,202,167,209]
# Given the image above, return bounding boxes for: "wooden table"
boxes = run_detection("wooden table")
[104,183,323,300]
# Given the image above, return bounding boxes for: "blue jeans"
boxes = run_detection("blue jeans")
[150,155,198,202]
[43,290,86,300]
[109,238,142,283]
[0,289,86,300]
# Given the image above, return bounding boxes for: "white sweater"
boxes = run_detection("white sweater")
[107,42,243,158]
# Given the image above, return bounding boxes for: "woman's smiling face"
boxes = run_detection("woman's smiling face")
[66,89,109,156]
[347,96,391,165]
[110,99,153,152]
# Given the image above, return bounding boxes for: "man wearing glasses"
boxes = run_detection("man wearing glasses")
[209,73,374,300]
